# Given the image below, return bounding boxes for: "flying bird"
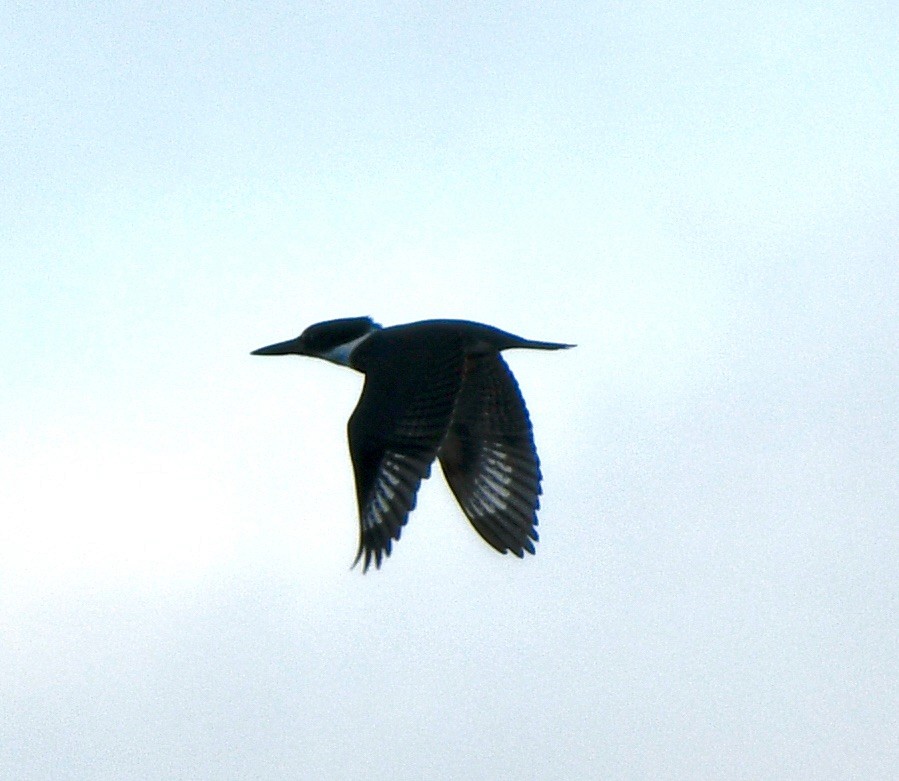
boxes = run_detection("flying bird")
[252,317,573,571]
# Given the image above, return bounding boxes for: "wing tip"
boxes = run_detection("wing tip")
[352,532,396,573]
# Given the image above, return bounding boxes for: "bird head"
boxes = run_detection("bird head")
[252,316,381,367]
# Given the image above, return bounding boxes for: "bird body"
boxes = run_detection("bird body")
[253,317,572,571]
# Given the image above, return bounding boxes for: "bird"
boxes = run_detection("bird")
[252,317,573,571]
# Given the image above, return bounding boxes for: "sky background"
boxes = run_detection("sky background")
[1,2,897,779]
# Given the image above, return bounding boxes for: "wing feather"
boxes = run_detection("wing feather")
[438,353,542,558]
[348,346,464,571]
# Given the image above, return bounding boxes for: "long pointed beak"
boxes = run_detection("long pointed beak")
[251,337,305,356]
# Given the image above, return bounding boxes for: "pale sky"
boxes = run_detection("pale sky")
[1,3,897,779]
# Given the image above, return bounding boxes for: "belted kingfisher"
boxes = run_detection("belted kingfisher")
[252,317,573,571]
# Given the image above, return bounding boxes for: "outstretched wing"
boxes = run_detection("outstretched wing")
[438,353,542,557]
[347,347,464,571]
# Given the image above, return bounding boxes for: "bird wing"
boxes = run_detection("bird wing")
[438,353,542,557]
[347,348,464,571]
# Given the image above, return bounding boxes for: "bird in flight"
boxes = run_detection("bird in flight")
[252,317,573,571]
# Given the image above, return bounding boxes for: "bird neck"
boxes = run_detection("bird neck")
[318,331,374,367]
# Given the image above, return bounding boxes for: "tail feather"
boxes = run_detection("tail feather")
[517,340,575,351]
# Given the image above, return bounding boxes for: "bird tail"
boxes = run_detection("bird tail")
[516,339,576,351]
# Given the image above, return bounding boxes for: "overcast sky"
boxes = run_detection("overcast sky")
[1,3,897,779]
